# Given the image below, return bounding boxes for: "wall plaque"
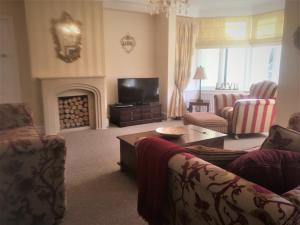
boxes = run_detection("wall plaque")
[120,33,136,53]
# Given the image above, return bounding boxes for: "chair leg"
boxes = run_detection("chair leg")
[234,134,239,140]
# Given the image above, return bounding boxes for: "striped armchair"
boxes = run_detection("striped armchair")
[214,81,277,138]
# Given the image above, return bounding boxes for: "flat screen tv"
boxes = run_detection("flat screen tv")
[118,78,159,105]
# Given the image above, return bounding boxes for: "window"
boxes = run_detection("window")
[186,48,220,91]
[226,48,248,90]
[249,45,281,86]
[186,45,281,91]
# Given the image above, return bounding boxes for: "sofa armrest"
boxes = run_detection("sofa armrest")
[0,103,34,131]
[167,154,299,225]
[186,145,247,168]
[214,94,249,116]
[0,135,66,224]
[231,99,276,134]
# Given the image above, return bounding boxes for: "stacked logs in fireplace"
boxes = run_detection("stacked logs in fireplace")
[58,95,89,129]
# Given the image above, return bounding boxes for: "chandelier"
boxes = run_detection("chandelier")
[146,0,189,17]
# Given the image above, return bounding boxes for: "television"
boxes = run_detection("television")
[118,78,159,105]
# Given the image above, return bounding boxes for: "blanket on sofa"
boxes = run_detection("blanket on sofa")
[136,137,187,225]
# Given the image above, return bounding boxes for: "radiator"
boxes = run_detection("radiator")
[184,90,247,113]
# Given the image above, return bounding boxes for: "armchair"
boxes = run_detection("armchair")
[214,80,278,138]
[0,104,66,225]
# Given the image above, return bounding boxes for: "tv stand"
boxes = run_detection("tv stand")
[114,104,134,108]
[109,104,162,127]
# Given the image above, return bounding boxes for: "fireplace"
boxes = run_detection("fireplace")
[40,77,108,135]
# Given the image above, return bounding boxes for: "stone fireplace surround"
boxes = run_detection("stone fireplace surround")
[40,76,108,135]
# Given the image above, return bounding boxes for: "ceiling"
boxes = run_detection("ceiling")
[103,0,285,17]
[188,0,283,9]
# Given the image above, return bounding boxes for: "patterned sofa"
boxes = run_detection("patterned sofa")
[163,114,300,225]
[0,104,66,225]
[166,153,300,225]
[214,80,277,138]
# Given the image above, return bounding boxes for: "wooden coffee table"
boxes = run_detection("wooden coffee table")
[117,125,226,174]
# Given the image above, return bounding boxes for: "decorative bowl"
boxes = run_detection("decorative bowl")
[155,127,186,138]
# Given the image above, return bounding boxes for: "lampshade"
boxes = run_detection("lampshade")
[193,66,207,80]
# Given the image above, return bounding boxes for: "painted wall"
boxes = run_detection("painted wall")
[0,1,175,127]
[154,13,176,117]
[0,1,43,126]
[167,12,176,117]
[103,9,156,105]
[276,0,300,125]
[25,0,105,78]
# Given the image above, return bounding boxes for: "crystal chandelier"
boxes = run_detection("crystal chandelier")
[146,0,189,17]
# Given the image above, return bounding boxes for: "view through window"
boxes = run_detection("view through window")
[187,45,282,91]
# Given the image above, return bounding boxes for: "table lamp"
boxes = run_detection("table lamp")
[193,66,207,103]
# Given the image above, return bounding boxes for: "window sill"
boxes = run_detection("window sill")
[185,89,249,94]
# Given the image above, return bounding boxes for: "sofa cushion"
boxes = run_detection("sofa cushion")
[226,149,300,194]
[288,112,300,132]
[0,126,40,142]
[261,125,300,152]
[219,107,233,120]
[186,145,247,168]
[183,112,228,133]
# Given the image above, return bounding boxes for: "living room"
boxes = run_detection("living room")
[0,0,300,225]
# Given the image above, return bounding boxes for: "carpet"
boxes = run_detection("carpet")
[61,120,266,225]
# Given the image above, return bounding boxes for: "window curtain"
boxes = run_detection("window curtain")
[251,11,284,44]
[193,10,284,48]
[194,16,252,48]
[169,17,195,118]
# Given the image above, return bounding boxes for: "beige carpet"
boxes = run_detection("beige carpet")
[61,120,266,225]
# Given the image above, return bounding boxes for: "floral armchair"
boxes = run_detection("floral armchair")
[0,104,66,225]
[214,80,278,138]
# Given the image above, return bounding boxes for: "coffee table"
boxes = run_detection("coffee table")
[117,125,226,174]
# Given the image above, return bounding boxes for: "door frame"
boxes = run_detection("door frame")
[0,15,22,103]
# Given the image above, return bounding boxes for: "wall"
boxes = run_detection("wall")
[25,0,105,78]
[154,15,169,116]
[103,9,156,105]
[0,1,43,126]
[0,1,175,126]
[276,0,300,125]
[167,12,176,117]
[154,13,176,117]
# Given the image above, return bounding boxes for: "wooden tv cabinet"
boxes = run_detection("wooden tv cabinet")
[109,104,162,127]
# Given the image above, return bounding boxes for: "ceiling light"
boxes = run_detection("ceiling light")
[146,0,189,17]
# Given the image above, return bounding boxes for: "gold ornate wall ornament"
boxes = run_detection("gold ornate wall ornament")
[120,33,136,53]
[51,11,82,63]
[294,27,300,50]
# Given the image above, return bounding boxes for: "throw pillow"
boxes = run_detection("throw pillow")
[288,112,300,132]
[226,149,300,195]
[186,145,247,168]
[261,125,300,153]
